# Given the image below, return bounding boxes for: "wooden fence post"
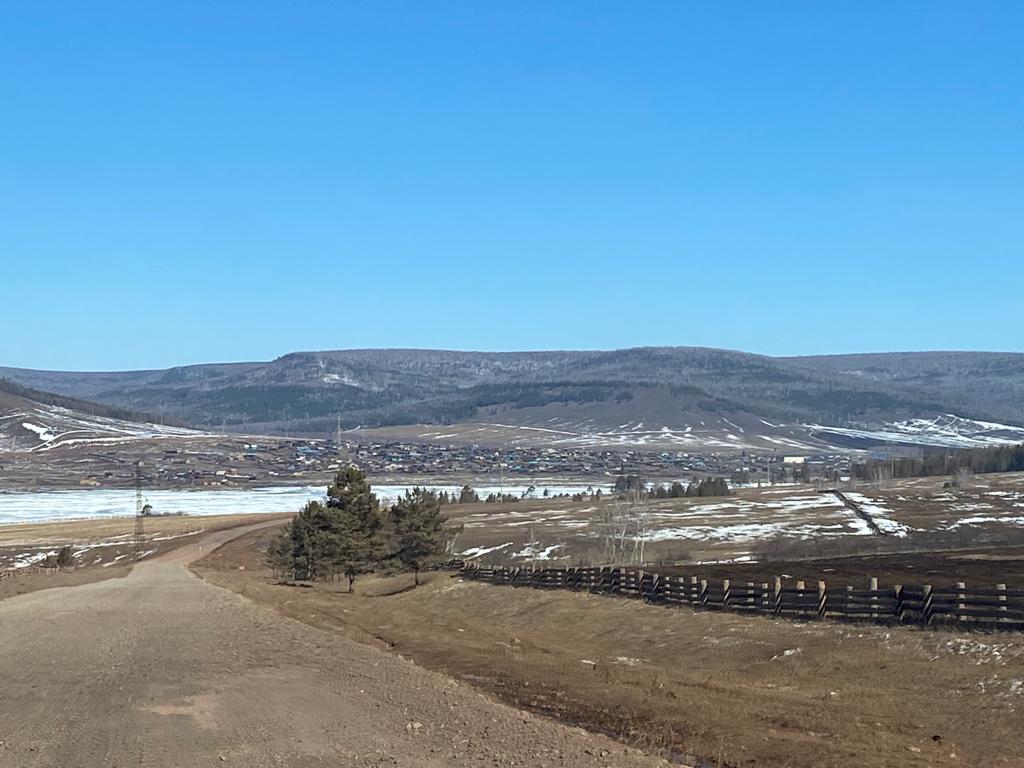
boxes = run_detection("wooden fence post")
[997,583,1007,623]
[649,573,660,603]
[869,576,879,620]
[761,582,770,614]
[956,581,967,623]
[793,580,805,619]
[690,576,700,608]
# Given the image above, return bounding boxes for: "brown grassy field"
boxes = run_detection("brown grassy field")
[195,526,1024,768]
[0,512,293,547]
[0,563,134,602]
[440,472,1024,568]
[0,512,292,601]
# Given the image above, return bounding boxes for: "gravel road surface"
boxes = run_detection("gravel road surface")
[0,522,667,767]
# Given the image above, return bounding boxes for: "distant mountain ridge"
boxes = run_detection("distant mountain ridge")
[2,348,1023,445]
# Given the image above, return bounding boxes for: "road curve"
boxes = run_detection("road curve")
[0,522,666,768]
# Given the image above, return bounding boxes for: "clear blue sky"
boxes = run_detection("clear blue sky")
[2,2,1021,371]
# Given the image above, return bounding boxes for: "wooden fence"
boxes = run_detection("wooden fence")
[0,566,74,582]
[447,562,1024,631]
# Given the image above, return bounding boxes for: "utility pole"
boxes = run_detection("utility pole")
[134,460,145,553]
[498,450,504,498]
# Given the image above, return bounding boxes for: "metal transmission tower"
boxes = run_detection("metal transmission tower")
[134,461,145,553]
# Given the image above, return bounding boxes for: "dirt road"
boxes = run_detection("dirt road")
[0,521,666,768]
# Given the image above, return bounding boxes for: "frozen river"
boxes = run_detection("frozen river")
[0,481,611,525]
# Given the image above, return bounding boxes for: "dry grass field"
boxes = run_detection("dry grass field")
[0,512,292,601]
[0,511,293,548]
[0,562,134,602]
[441,472,1024,568]
[196,527,1024,768]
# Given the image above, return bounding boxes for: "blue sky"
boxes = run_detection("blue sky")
[2,2,1021,370]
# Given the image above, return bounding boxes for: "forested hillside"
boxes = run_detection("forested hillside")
[3,348,1022,437]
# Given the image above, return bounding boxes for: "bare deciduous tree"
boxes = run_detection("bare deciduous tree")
[953,465,973,489]
[597,497,650,566]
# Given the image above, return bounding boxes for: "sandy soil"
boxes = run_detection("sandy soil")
[196,526,1024,768]
[0,519,668,768]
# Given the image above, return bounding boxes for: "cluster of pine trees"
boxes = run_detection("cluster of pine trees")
[613,474,645,492]
[569,490,605,502]
[267,467,458,590]
[439,485,585,504]
[652,476,731,498]
[613,474,732,499]
[40,545,75,569]
[853,443,1024,481]
[484,492,520,503]
[437,485,480,504]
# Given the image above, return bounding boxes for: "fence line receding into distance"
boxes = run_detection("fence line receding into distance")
[438,561,1024,631]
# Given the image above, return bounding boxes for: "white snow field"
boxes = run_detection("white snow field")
[0,482,612,526]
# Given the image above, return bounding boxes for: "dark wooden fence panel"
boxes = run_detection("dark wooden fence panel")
[450,564,1024,632]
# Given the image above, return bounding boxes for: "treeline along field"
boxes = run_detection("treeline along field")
[855,442,1024,479]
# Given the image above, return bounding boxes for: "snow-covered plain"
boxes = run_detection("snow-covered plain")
[0,482,612,526]
[447,493,879,551]
[635,494,877,543]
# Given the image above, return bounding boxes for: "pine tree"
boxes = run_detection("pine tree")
[266,523,295,578]
[266,466,383,590]
[384,487,447,585]
[284,500,334,581]
[55,545,74,568]
[325,466,384,592]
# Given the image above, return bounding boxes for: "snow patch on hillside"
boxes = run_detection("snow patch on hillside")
[21,422,56,442]
[809,414,1024,449]
[1,402,204,452]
